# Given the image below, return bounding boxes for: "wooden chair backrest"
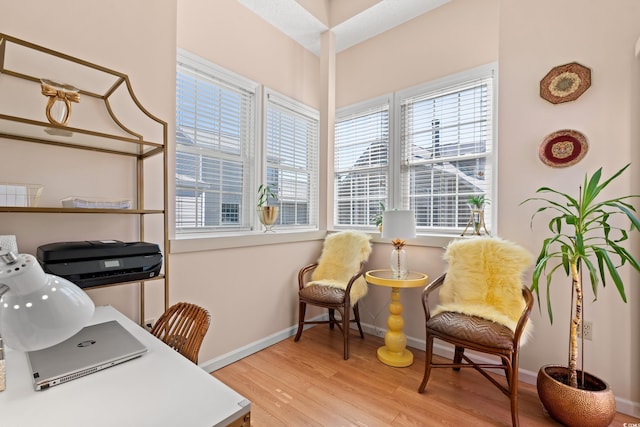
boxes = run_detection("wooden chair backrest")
[150,302,210,363]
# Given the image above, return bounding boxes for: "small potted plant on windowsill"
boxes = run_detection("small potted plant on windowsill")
[257,184,279,232]
[467,194,488,210]
[371,201,385,232]
[462,194,489,235]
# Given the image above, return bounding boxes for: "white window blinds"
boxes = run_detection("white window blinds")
[175,52,256,232]
[400,75,493,234]
[332,65,495,235]
[264,90,319,228]
[334,101,389,227]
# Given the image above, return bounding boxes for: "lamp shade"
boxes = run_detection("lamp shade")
[0,251,94,351]
[381,210,416,240]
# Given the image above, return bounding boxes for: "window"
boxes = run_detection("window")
[175,50,319,235]
[333,64,495,235]
[264,90,319,228]
[175,51,257,233]
[399,70,494,234]
[334,98,390,227]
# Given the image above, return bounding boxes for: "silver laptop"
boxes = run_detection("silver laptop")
[26,320,147,391]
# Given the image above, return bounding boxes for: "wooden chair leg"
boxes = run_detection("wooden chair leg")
[453,346,464,371]
[509,355,520,427]
[510,383,519,427]
[419,334,434,393]
[328,308,336,330]
[342,305,350,360]
[294,301,306,342]
[502,358,512,387]
[353,303,364,338]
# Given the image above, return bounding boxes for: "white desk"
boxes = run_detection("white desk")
[0,306,250,427]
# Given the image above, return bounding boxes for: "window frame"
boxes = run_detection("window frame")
[175,49,259,234]
[333,63,498,237]
[334,95,392,231]
[175,49,319,238]
[262,87,320,231]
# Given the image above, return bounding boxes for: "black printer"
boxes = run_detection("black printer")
[37,240,163,289]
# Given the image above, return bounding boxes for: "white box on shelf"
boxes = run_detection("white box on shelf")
[61,197,132,209]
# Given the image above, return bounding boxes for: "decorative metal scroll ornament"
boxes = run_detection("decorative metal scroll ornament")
[40,79,80,126]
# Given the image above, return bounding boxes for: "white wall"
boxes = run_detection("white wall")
[336,0,500,106]
[335,0,640,414]
[174,0,329,363]
[335,0,502,352]
[0,0,176,320]
[178,0,320,109]
[498,0,640,409]
[2,0,639,416]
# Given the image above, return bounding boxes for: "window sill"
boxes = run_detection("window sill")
[369,233,462,249]
[170,230,327,254]
[171,229,468,254]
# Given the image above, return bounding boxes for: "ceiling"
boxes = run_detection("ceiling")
[236,0,450,55]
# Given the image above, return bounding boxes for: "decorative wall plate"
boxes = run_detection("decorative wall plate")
[539,129,588,167]
[540,62,591,104]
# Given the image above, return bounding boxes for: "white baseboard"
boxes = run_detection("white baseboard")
[201,319,639,418]
[199,314,325,373]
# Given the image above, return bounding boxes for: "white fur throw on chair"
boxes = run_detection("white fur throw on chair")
[309,231,372,304]
[433,237,534,342]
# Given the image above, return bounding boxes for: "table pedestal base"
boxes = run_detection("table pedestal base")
[364,270,428,369]
[377,286,415,367]
[377,346,413,367]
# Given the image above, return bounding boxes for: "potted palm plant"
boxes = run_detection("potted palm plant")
[462,194,489,235]
[468,194,488,210]
[522,164,640,427]
[371,201,385,232]
[257,184,279,232]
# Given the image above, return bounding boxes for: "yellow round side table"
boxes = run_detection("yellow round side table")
[365,269,428,367]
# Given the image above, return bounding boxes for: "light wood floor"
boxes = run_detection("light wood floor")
[213,326,639,426]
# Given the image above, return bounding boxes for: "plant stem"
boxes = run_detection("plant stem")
[568,260,582,388]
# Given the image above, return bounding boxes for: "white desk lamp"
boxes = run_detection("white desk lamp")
[0,248,95,352]
[381,210,416,279]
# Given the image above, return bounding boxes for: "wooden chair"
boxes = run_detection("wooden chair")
[294,231,372,360]
[418,237,534,427]
[150,302,210,364]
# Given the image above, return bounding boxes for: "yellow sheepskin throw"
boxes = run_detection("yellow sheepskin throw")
[433,237,533,343]
[309,231,372,304]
